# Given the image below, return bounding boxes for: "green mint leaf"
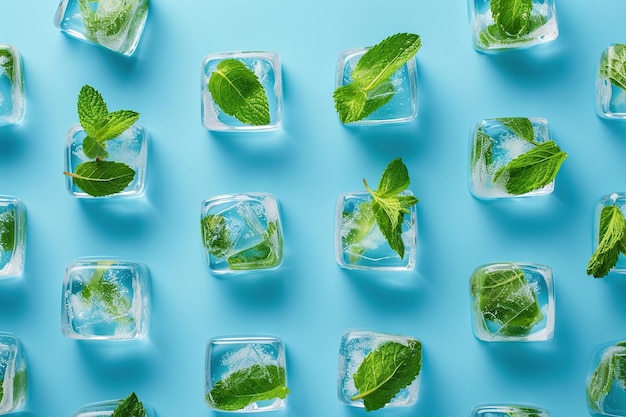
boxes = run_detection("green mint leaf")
[586,344,626,413]
[201,214,233,259]
[95,110,140,142]
[471,267,543,336]
[496,117,536,144]
[0,49,15,82]
[78,85,109,138]
[491,0,533,36]
[333,33,421,123]
[600,44,626,92]
[228,221,281,270]
[79,0,138,39]
[479,15,547,47]
[0,210,15,252]
[112,392,146,417]
[82,264,134,326]
[208,58,270,126]
[493,140,567,195]
[472,127,494,168]
[82,136,110,159]
[65,160,136,197]
[342,201,376,264]
[587,205,626,278]
[208,364,289,411]
[361,158,418,259]
[351,340,421,412]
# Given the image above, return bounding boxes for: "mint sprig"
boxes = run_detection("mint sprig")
[334,33,421,123]
[64,85,139,197]
[587,342,626,413]
[360,158,418,259]
[351,340,421,411]
[0,210,15,253]
[112,392,146,417]
[587,204,626,278]
[81,263,134,327]
[471,267,543,336]
[208,364,289,411]
[600,44,626,93]
[208,59,270,126]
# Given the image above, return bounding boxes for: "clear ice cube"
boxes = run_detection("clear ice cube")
[61,258,151,340]
[471,405,550,417]
[587,340,626,417]
[205,336,288,412]
[592,193,626,275]
[595,44,626,119]
[0,196,26,279]
[73,397,155,417]
[0,45,25,126]
[201,193,284,273]
[0,333,27,414]
[53,0,150,56]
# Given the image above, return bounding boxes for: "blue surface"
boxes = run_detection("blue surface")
[1,1,626,416]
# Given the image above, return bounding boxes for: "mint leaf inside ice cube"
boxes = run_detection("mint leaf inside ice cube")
[470,267,543,336]
[491,0,533,36]
[333,33,421,123]
[351,340,422,411]
[0,210,15,253]
[207,364,289,411]
[587,205,626,278]
[65,160,136,197]
[600,44,626,92]
[0,49,15,82]
[208,58,270,126]
[81,263,134,327]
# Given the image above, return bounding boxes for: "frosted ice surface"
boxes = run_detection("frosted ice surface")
[222,344,276,377]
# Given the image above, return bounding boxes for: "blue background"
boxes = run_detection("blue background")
[1,0,626,416]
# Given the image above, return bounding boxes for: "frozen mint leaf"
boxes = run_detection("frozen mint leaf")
[587,205,626,278]
[363,158,418,259]
[65,160,135,197]
[208,58,270,126]
[491,0,533,36]
[0,210,15,252]
[208,364,289,411]
[202,214,232,259]
[351,340,421,412]
[82,263,133,326]
[334,33,421,123]
[228,222,281,269]
[82,136,109,159]
[79,0,139,39]
[496,117,536,144]
[471,267,543,336]
[95,110,140,142]
[586,344,626,413]
[493,140,567,195]
[112,392,146,417]
[342,201,376,264]
[600,44,626,92]
[479,15,547,47]
[78,84,109,138]
[0,49,15,82]
[472,127,493,168]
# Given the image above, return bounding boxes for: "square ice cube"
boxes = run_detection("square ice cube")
[64,123,148,198]
[201,51,283,131]
[335,47,418,126]
[205,336,288,412]
[470,262,555,342]
[201,193,284,274]
[595,44,626,120]
[471,405,550,417]
[337,330,421,410]
[468,0,558,52]
[0,196,26,279]
[53,0,150,56]
[469,117,561,199]
[586,340,626,417]
[0,44,25,126]
[335,191,417,271]
[73,397,155,417]
[591,193,626,276]
[0,333,27,414]
[61,257,151,340]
